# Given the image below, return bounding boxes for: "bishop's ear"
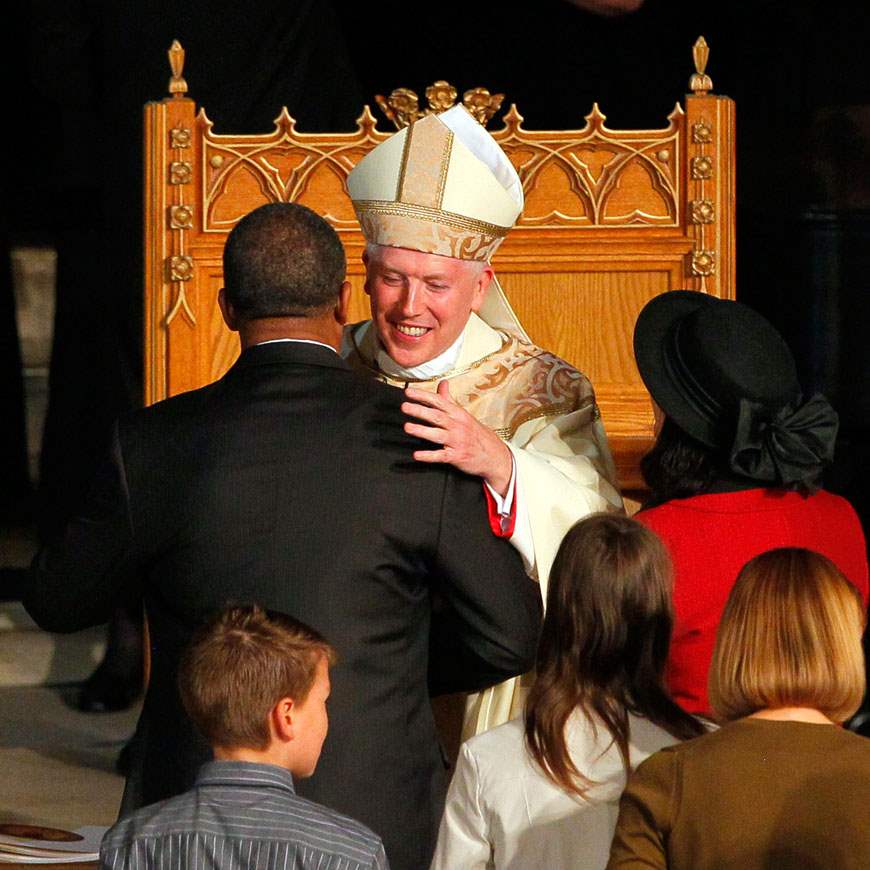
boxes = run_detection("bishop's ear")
[470,265,495,312]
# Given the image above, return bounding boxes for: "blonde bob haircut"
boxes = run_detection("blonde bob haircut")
[709,547,866,723]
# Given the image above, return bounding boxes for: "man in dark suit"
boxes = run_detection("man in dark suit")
[26,203,541,870]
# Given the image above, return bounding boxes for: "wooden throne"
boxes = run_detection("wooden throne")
[144,37,735,490]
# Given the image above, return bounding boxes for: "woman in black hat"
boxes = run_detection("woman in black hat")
[631,290,868,716]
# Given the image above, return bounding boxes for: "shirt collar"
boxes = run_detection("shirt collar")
[195,760,296,794]
[255,338,338,355]
[234,340,350,373]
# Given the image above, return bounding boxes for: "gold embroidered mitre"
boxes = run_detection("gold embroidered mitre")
[348,105,523,262]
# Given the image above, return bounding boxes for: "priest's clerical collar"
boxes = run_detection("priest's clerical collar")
[364,321,466,380]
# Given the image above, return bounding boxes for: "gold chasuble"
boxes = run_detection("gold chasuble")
[344,313,623,738]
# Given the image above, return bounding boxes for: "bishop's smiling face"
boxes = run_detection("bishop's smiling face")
[363,245,493,369]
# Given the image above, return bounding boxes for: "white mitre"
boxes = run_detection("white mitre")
[348,105,528,338]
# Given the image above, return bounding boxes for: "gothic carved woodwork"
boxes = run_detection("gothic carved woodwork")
[683,36,735,298]
[691,155,713,180]
[692,121,713,143]
[691,199,715,224]
[169,204,194,229]
[497,103,682,229]
[376,81,505,129]
[167,39,187,97]
[167,255,194,282]
[169,162,192,185]
[144,38,736,489]
[170,127,191,149]
[688,36,713,95]
[691,250,716,277]
[199,106,387,236]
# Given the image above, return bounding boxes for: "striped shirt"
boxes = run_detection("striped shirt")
[100,761,389,870]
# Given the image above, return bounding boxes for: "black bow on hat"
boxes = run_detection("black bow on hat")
[634,291,838,490]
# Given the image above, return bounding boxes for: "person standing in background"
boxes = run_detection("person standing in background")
[632,290,868,716]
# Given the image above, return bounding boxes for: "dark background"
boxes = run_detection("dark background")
[4,0,869,539]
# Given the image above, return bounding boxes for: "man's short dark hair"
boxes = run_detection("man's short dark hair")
[178,604,335,750]
[223,203,346,318]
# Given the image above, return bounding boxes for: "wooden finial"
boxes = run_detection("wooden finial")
[689,36,713,95]
[168,40,188,98]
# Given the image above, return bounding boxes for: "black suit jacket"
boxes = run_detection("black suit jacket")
[26,341,540,870]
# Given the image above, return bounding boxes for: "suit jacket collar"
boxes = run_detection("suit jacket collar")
[232,340,350,373]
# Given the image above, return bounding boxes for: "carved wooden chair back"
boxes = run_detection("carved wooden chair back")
[144,37,735,488]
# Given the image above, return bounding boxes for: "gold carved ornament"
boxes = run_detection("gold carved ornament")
[169,161,192,185]
[168,40,188,97]
[690,199,715,224]
[692,121,712,144]
[376,80,505,129]
[689,36,713,95]
[161,41,196,326]
[691,250,716,277]
[168,255,194,282]
[691,155,713,179]
[170,127,191,149]
[686,36,718,285]
[461,88,505,126]
[169,205,194,229]
[426,81,458,112]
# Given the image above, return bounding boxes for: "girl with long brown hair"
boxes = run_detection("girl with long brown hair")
[431,514,703,870]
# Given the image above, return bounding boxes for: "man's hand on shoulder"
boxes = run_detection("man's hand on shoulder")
[402,380,513,496]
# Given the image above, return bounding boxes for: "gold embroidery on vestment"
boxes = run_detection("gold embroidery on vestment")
[347,324,599,440]
[353,200,510,237]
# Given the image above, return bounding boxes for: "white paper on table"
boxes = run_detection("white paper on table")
[0,826,106,862]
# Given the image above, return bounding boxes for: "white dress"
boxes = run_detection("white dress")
[431,712,681,870]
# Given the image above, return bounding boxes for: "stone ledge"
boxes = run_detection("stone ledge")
[0,605,106,687]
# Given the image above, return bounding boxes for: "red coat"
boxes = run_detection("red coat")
[637,488,869,715]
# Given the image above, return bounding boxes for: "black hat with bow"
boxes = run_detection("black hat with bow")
[633,290,838,490]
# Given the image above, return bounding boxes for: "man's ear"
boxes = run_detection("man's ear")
[270,696,295,743]
[218,288,239,331]
[334,281,352,326]
[470,265,495,313]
